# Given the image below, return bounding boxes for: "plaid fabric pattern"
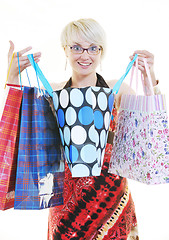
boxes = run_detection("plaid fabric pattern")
[14,87,65,210]
[0,88,22,210]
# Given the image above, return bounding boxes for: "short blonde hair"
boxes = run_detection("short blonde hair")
[60,18,106,58]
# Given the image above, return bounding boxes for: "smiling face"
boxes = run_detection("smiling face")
[65,37,102,77]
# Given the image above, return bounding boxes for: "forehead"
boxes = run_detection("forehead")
[69,35,95,47]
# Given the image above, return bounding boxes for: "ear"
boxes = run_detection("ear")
[64,46,68,57]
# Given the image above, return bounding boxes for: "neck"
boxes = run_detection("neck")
[71,72,97,88]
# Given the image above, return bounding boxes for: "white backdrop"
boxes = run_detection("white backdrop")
[0,0,169,239]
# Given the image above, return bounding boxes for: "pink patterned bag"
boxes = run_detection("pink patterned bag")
[109,58,169,184]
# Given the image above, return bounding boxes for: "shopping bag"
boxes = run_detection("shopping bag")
[0,88,22,210]
[0,84,22,211]
[109,58,169,184]
[52,86,115,177]
[14,86,65,210]
[0,51,23,210]
[27,54,138,177]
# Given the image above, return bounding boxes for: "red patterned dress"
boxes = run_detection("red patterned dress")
[48,75,139,240]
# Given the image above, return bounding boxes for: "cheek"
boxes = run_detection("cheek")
[92,56,101,66]
[67,55,77,66]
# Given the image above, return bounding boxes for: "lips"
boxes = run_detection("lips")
[78,62,91,66]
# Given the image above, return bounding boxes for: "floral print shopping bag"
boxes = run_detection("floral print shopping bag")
[109,58,169,184]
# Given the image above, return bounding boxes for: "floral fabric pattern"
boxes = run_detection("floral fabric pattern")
[109,108,169,184]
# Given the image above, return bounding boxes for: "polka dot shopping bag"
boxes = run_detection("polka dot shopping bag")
[27,54,137,177]
[52,86,114,177]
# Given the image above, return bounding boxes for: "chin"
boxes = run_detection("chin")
[79,71,94,77]
[77,67,95,75]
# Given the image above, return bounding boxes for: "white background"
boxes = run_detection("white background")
[0,0,169,239]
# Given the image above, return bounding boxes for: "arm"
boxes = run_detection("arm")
[107,80,135,109]
[108,50,158,108]
[50,81,67,91]
[7,41,41,85]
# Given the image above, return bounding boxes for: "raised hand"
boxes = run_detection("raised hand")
[7,40,41,85]
[130,50,157,87]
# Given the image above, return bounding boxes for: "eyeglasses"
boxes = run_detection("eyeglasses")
[68,45,102,55]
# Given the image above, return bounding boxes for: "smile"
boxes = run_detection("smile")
[78,62,91,66]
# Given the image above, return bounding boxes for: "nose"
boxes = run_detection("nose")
[80,49,89,58]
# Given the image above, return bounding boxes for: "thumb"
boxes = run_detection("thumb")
[8,40,15,60]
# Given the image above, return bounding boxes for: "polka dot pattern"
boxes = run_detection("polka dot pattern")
[63,126,70,146]
[98,92,107,111]
[94,110,103,129]
[59,128,64,146]
[60,89,69,108]
[78,106,94,125]
[71,125,87,145]
[58,109,65,128]
[64,146,70,163]
[53,86,115,177]
[69,145,79,163]
[53,92,59,111]
[65,107,77,126]
[104,111,111,130]
[88,125,99,147]
[80,144,96,163]
[70,89,84,107]
[100,129,106,149]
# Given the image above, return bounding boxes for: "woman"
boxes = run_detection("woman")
[7,18,158,240]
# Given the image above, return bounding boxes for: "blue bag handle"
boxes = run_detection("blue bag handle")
[27,53,138,97]
[17,52,33,89]
[17,52,23,90]
[112,54,138,94]
[27,54,53,97]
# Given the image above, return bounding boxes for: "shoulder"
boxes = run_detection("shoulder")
[50,81,67,90]
[106,79,135,108]
[107,79,135,94]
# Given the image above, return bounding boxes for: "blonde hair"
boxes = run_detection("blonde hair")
[60,18,106,58]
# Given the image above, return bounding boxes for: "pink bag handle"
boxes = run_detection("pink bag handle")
[142,58,154,95]
[130,57,139,93]
[130,57,154,96]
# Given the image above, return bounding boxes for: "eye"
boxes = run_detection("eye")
[89,46,98,52]
[72,45,82,51]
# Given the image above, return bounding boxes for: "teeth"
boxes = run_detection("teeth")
[79,63,90,66]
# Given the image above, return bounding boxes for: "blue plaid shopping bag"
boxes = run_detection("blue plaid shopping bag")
[14,86,65,210]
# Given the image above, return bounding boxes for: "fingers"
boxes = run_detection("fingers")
[8,41,41,62]
[17,53,41,72]
[8,42,41,75]
[130,58,153,73]
[8,40,15,60]
[130,50,154,63]
[17,46,32,56]
[7,41,42,85]
[136,57,153,66]
[17,52,41,62]
[130,50,154,71]
[133,50,154,59]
